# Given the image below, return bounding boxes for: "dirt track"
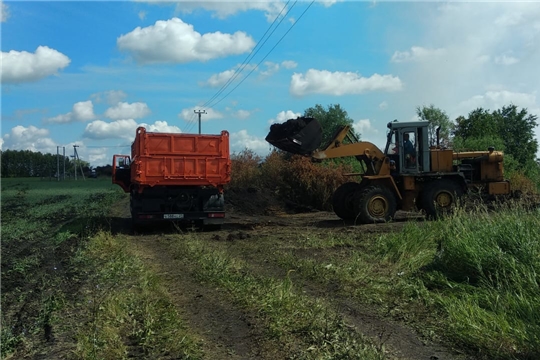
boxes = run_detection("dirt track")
[110,194,470,360]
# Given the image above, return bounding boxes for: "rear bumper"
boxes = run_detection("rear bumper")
[132,211,225,224]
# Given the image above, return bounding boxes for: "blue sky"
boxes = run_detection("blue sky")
[2,0,540,166]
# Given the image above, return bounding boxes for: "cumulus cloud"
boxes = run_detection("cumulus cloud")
[1,2,9,22]
[178,107,223,121]
[84,119,139,140]
[268,110,302,125]
[290,69,403,97]
[457,90,537,115]
[173,1,287,22]
[352,119,378,137]
[83,119,182,140]
[139,120,182,133]
[91,90,128,105]
[1,125,57,154]
[230,130,270,155]
[391,46,447,63]
[1,46,71,83]
[117,18,255,64]
[379,101,388,110]
[494,54,519,65]
[46,101,96,124]
[281,60,298,69]
[204,69,236,88]
[232,109,252,119]
[105,102,151,120]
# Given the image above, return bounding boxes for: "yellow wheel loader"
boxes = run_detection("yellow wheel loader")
[266,117,512,223]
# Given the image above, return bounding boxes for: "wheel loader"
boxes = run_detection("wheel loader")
[266,117,512,223]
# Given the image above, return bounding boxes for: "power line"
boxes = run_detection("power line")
[205,0,315,110]
[184,1,294,134]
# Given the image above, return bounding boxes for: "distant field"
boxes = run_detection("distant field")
[2,177,539,360]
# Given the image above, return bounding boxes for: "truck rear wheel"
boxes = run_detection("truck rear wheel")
[354,186,397,224]
[332,182,362,220]
[420,180,464,219]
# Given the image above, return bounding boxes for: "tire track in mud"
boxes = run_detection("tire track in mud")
[127,234,283,360]
[193,226,472,360]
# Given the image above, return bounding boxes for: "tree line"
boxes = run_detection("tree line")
[0,149,91,178]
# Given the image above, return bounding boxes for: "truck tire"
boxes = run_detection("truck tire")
[332,182,362,220]
[354,186,397,224]
[420,180,464,219]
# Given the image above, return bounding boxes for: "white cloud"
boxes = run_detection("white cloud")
[91,90,128,105]
[230,130,269,155]
[117,18,255,64]
[281,60,297,69]
[232,109,251,119]
[494,54,519,65]
[259,61,280,78]
[457,90,537,115]
[173,1,287,22]
[178,107,223,121]
[0,46,70,83]
[204,69,236,88]
[84,119,182,141]
[352,119,377,136]
[268,110,302,125]
[290,69,403,97]
[83,119,139,140]
[139,120,182,133]
[391,46,446,63]
[138,11,146,20]
[47,101,95,124]
[379,101,388,110]
[1,2,9,22]
[1,125,57,154]
[105,102,151,120]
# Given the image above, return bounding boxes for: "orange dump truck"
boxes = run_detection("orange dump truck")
[112,126,231,229]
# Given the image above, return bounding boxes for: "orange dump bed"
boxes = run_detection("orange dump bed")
[130,127,231,188]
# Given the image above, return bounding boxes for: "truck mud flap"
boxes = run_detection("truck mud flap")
[265,117,322,155]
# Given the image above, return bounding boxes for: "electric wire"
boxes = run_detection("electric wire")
[204,0,315,110]
[183,1,294,133]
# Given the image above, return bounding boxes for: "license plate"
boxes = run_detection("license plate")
[164,214,184,219]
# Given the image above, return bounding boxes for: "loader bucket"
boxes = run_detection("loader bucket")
[265,117,323,155]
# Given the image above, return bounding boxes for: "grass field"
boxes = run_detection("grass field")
[1,177,539,359]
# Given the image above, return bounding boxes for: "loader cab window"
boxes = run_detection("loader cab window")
[401,130,418,172]
[116,157,130,169]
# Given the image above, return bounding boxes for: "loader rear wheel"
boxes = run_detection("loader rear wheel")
[420,180,464,219]
[332,182,362,220]
[354,186,397,224]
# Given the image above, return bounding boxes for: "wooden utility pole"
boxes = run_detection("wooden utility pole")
[194,109,207,134]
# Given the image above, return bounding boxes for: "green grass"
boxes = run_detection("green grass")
[169,235,386,360]
[72,232,202,360]
[271,206,540,359]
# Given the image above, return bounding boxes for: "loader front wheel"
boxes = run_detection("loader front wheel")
[332,182,362,220]
[354,186,397,224]
[420,180,464,219]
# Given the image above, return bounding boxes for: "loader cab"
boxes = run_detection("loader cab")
[385,121,430,174]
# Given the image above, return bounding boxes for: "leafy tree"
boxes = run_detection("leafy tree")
[453,108,498,139]
[416,105,453,146]
[494,105,538,166]
[303,104,359,147]
[453,105,538,167]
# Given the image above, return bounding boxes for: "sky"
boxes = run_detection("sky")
[2,0,540,167]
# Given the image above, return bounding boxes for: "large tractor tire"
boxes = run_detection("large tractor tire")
[419,180,464,219]
[354,186,397,224]
[332,182,362,220]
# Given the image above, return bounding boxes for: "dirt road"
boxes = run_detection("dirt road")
[110,195,469,360]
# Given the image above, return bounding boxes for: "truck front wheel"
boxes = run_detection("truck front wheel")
[354,186,397,224]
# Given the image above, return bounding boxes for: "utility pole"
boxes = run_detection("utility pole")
[72,146,77,180]
[57,146,60,181]
[63,147,66,180]
[194,109,206,134]
[73,145,85,181]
